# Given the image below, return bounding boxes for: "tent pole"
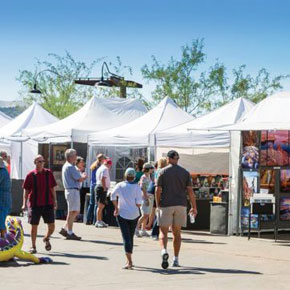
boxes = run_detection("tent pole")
[20,141,23,179]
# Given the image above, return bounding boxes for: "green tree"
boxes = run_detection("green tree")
[18,53,148,118]
[17,52,101,119]
[142,39,289,116]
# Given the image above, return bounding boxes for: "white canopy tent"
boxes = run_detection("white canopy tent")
[156,97,254,148]
[0,103,59,179]
[24,96,147,143]
[88,97,194,147]
[222,92,290,131]
[0,111,12,153]
[221,92,290,235]
[155,97,255,236]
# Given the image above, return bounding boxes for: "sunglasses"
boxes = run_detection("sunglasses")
[37,160,45,163]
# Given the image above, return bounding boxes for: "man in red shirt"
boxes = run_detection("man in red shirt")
[22,154,57,254]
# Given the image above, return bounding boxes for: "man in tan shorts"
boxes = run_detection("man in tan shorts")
[156,150,197,269]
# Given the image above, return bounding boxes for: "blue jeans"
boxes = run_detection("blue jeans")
[86,185,98,224]
[151,216,159,237]
[117,215,138,254]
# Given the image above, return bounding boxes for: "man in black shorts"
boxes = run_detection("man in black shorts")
[22,155,57,254]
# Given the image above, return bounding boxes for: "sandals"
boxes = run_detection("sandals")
[122,264,133,270]
[29,247,37,254]
[43,237,52,251]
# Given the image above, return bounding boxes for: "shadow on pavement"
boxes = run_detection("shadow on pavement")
[82,239,124,246]
[0,259,69,267]
[48,251,108,260]
[168,237,226,245]
[134,266,262,276]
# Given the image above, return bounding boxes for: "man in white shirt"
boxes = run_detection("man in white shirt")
[95,159,112,228]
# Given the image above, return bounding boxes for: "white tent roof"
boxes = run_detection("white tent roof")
[0,102,59,139]
[24,96,147,143]
[88,97,194,147]
[224,91,290,131]
[0,111,12,128]
[156,97,255,148]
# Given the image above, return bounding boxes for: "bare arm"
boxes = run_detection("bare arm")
[52,187,57,209]
[22,189,29,210]
[155,186,162,208]
[187,186,198,216]
[112,200,119,216]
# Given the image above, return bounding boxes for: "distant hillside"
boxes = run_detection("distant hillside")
[0,100,26,118]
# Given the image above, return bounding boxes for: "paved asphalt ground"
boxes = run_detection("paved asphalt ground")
[1,218,290,290]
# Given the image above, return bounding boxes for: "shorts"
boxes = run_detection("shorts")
[0,207,10,230]
[65,189,80,212]
[28,206,55,225]
[96,186,107,205]
[141,194,154,215]
[157,206,187,227]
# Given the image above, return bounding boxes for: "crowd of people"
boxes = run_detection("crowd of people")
[0,148,198,270]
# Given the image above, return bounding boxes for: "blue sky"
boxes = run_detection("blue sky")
[1,0,290,102]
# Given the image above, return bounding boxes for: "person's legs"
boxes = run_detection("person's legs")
[147,206,156,229]
[31,225,38,248]
[128,217,138,255]
[171,206,187,266]
[159,226,169,250]
[117,216,133,267]
[67,210,79,232]
[171,224,182,257]
[96,203,105,222]
[151,216,159,238]
[86,185,95,224]
[140,214,149,230]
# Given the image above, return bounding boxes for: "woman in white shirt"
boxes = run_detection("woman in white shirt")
[111,168,142,270]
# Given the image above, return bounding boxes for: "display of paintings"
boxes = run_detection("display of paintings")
[280,197,290,221]
[260,130,289,166]
[260,131,268,166]
[241,207,258,229]
[243,171,258,207]
[280,170,290,192]
[52,145,68,165]
[53,171,64,191]
[260,169,275,193]
[242,131,259,169]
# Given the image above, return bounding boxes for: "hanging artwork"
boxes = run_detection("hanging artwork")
[241,131,259,169]
[242,171,258,207]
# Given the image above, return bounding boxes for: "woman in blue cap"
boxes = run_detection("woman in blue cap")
[111,167,142,269]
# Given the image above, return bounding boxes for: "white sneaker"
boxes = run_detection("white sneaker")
[171,260,180,267]
[135,229,141,237]
[95,221,105,228]
[140,230,150,237]
[100,221,108,227]
[161,249,169,269]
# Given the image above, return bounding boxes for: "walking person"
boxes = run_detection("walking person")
[59,149,87,240]
[135,163,154,237]
[22,155,57,253]
[95,158,112,228]
[156,150,197,269]
[111,168,142,269]
[0,157,11,238]
[86,153,106,225]
[151,157,167,240]
[134,158,144,183]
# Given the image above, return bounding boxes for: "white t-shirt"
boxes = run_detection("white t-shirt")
[111,181,143,220]
[96,164,111,189]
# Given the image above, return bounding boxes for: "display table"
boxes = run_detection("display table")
[210,202,228,235]
[186,199,211,230]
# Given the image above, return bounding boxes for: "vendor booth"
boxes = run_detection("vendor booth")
[87,96,194,179]
[223,92,290,237]
[23,96,147,217]
[0,103,59,214]
[155,98,255,234]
